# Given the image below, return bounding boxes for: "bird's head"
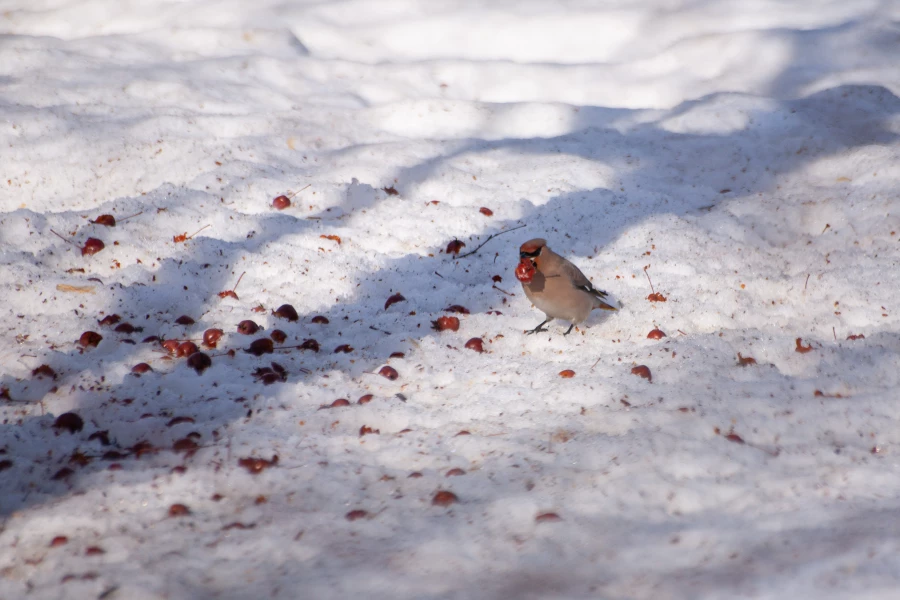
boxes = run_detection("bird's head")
[519,238,546,258]
[516,238,546,283]
[519,238,546,266]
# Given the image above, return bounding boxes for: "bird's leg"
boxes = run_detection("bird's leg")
[526,318,552,335]
[563,324,575,336]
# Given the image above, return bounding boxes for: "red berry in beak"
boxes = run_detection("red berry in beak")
[515,258,536,283]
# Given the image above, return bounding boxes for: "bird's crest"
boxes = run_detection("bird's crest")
[519,238,546,258]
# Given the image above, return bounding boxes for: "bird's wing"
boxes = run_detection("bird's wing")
[561,260,616,310]
[561,261,605,295]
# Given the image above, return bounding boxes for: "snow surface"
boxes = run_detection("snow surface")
[2,0,900,598]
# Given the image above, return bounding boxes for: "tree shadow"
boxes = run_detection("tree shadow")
[2,80,897,516]
[1,60,898,597]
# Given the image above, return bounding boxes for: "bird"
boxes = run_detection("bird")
[515,238,617,335]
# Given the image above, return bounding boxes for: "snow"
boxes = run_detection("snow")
[2,0,900,598]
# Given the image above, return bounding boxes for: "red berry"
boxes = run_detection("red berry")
[432,316,460,332]
[515,259,536,283]
[631,365,652,382]
[203,328,224,348]
[446,240,465,254]
[299,338,320,352]
[53,412,84,433]
[237,320,259,335]
[378,366,399,380]
[78,331,102,348]
[384,293,406,310]
[432,491,458,506]
[93,214,116,227]
[273,304,299,321]
[464,337,484,352]
[81,238,105,256]
[168,504,191,517]
[187,352,212,374]
[176,341,198,357]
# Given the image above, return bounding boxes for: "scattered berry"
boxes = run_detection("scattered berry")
[81,238,105,256]
[273,304,299,322]
[237,320,259,335]
[32,364,56,378]
[464,338,484,353]
[238,455,278,474]
[299,338,320,352]
[378,366,399,380]
[186,352,212,374]
[92,215,116,227]
[737,353,757,366]
[53,412,84,434]
[384,293,406,310]
[432,491,459,506]
[446,240,465,254]
[432,316,460,332]
[176,341,198,357]
[168,504,191,517]
[535,512,563,523]
[246,338,274,356]
[631,365,652,382]
[795,338,814,353]
[203,328,224,348]
[97,314,121,327]
[78,331,102,348]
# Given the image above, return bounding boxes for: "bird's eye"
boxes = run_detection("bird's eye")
[520,249,541,259]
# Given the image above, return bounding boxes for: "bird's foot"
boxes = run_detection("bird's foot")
[562,324,575,336]
[525,319,552,335]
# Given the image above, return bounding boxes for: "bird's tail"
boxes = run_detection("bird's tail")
[594,298,618,311]
[590,289,618,311]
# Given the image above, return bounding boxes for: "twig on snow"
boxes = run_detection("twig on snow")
[50,229,79,247]
[455,223,526,259]
[643,265,656,295]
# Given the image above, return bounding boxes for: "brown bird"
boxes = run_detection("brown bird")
[516,238,617,335]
